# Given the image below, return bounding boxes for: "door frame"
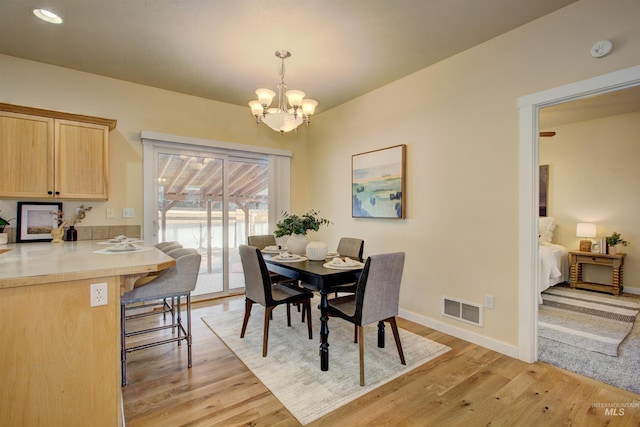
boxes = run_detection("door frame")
[141,130,292,298]
[517,65,640,363]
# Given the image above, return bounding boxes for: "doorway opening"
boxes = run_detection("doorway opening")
[141,131,292,300]
[517,65,640,363]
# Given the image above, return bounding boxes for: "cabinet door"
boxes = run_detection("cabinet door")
[55,119,109,200]
[0,112,54,197]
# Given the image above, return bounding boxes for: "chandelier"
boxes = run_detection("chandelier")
[249,50,318,134]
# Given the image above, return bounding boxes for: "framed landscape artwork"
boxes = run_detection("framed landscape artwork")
[16,201,63,243]
[352,144,406,219]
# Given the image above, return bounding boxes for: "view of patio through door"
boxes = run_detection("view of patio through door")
[155,150,270,298]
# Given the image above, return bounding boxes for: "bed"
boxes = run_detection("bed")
[538,217,568,303]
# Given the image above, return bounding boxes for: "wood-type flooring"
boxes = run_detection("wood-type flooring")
[122,296,640,426]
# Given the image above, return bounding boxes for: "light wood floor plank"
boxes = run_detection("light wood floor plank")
[122,296,640,426]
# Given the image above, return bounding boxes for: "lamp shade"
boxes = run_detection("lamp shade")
[248,100,263,116]
[576,223,596,238]
[301,99,318,115]
[255,88,275,107]
[285,89,305,108]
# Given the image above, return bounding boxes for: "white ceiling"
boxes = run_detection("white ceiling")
[540,85,640,128]
[0,0,579,113]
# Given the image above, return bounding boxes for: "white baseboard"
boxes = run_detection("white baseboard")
[399,308,519,359]
[623,287,640,296]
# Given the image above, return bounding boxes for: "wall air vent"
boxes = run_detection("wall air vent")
[442,296,483,327]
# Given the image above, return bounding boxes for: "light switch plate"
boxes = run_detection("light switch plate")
[106,208,115,219]
[122,208,134,218]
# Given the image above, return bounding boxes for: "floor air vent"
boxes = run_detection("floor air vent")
[442,296,483,326]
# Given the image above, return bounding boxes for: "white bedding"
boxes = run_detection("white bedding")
[538,242,568,303]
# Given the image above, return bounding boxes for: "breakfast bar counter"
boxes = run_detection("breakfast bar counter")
[0,240,175,289]
[0,240,175,427]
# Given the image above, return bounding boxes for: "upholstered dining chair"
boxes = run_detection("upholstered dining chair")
[239,245,314,357]
[248,234,299,288]
[120,248,201,386]
[337,237,365,259]
[331,237,365,297]
[155,241,182,251]
[137,241,184,288]
[326,252,406,386]
[247,234,279,250]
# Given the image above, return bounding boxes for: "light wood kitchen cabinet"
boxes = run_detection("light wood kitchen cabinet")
[0,103,117,200]
[0,241,176,426]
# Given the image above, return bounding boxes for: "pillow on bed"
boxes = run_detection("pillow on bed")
[538,217,555,243]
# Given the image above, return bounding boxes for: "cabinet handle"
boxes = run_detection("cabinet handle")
[48,191,53,195]
[55,191,60,195]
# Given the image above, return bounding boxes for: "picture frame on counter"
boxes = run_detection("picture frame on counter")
[16,201,63,243]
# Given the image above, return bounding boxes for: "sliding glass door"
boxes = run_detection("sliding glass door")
[153,149,270,298]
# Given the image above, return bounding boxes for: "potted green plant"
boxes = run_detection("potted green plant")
[605,231,629,255]
[0,212,14,245]
[274,210,332,254]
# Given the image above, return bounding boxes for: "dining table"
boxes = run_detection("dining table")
[263,253,363,371]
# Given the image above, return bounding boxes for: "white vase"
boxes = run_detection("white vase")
[0,233,7,245]
[50,227,64,243]
[287,234,309,255]
[306,241,328,261]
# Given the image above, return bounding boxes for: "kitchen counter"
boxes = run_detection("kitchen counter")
[0,240,175,290]
[0,240,176,427]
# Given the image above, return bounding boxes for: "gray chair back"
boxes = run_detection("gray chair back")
[355,252,405,325]
[155,241,181,251]
[122,248,201,303]
[337,237,364,259]
[247,235,277,250]
[239,245,277,306]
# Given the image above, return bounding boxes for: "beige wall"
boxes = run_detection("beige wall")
[540,111,640,291]
[0,55,310,226]
[1,0,639,354]
[306,0,640,351]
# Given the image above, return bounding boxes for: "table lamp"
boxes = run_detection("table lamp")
[576,223,596,252]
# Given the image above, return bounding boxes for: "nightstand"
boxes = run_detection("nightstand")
[569,251,626,296]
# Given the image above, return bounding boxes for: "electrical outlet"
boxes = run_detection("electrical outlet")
[106,208,115,219]
[91,283,108,307]
[484,294,494,309]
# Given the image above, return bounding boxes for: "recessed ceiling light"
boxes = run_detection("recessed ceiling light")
[33,9,63,24]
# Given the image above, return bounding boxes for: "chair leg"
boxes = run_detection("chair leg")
[305,300,313,339]
[389,317,406,365]
[186,294,192,368]
[240,299,253,338]
[377,320,385,348]
[358,326,365,386]
[176,295,182,346]
[121,303,127,386]
[263,306,273,357]
[286,303,291,327]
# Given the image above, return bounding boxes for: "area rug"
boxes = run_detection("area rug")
[539,287,640,356]
[202,298,450,425]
